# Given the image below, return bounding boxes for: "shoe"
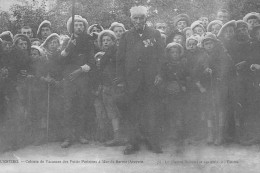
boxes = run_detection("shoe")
[144,139,163,154]
[123,144,139,155]
[61,139,71,148]
[79,137,89,144]
[105,139,126,147]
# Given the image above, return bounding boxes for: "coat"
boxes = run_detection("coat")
[116,25,165,96]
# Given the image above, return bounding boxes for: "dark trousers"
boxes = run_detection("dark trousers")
[63,76,96,141]
[126,83,162,147]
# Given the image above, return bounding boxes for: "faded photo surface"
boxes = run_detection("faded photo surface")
[0,0,260,172]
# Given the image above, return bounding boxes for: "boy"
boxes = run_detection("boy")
[191,21,205,36]
[201,33,233,145]
[157,42,187,153]
[39,33,64,144]
[96,30,125,146]
[174,14,191,32]
[207,20,223,36]
[185,35,209,144]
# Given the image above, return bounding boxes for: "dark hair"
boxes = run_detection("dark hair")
[90,24,103,32]
[166,30,185,45]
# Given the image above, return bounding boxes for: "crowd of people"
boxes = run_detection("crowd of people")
[0,5,260,155]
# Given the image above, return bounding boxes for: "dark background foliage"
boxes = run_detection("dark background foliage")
[0,0,259,36]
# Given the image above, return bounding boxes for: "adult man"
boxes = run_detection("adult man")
[21,26,34,39]
[37,20,52,43]
[116,6,165,154]
[60,15,97,148]
[216,9,230,24]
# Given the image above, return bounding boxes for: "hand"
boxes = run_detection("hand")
[69,68,82,81]
[204,67,212,74]
[81,64,91,72]
[154,75,163,85]
[199,87,206,93]
[250,64,260,71]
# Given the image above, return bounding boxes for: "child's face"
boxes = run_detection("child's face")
[47,38,60,52]
[17,39,28,51]
[223,26,235,40]
[177,20,187,31]
[193,26,204,36]
[186,39,198,51]
[247,18,259,30]
[211,24,222,35]
[185,29,193,38]
[31,49,40,61]
[113,26,124,39]
[173,35,184,45]
[203,39,215,51]
[168,47,181,61]
[236,26,250,41]
[32,40,41,46]
[200,17,209,27]
[102,35,114,50]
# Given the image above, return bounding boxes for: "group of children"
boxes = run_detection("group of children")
[1,9,260,152]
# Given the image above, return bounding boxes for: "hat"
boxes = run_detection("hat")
[130,6,148,17]
[87,24,104,35]
[217,20,236,38]
[236,20,249,29]
[251,24,260,39]
[174,14,191,27]
[31,45,45,56]
[37,20,51,39]
[186,34,200,48]
[243,12,260,22]
[191,20,205,31]
[67,15,89,34]
[109,22,126,32]
[0,31,13,42]
[207,20,223,32]
[13,34,31,52]
[201,32,219,45]
[94,51,105,59]
[166,42,184,56]
[97,30,117,49]
[40,33,60,49]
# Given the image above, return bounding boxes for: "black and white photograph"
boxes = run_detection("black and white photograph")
[0,0,260,172]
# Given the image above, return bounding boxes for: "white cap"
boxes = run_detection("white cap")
[130,6,148,18]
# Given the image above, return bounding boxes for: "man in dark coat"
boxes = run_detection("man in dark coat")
[116,6,165,154]
[60,15,97,148]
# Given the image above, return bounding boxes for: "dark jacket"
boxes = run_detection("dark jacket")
[99,45,117,86]
[116,25,165,95]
